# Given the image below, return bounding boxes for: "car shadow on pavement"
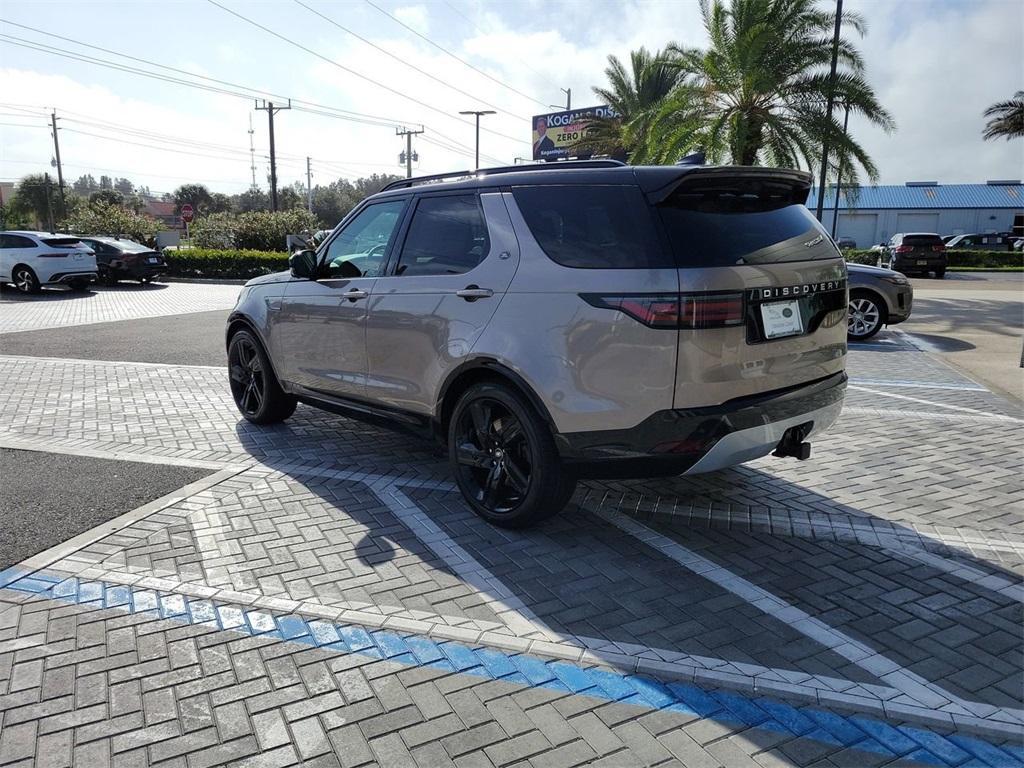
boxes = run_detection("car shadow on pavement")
[221,413,1023,716]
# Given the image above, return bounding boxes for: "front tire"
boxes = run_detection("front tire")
[448,382,576,528]
[68,279,90,292]
[934,268,946,279]
[228,329,296,424]
[848,290,885,341]
[12,265,39,294]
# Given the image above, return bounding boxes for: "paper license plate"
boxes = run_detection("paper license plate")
[760,300,803,339]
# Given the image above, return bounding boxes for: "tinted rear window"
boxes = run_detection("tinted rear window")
[512,185,670,269]
[42,237,82,248]
[902,235,942,246]
[659,194,835,267]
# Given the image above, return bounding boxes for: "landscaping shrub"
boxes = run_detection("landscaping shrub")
[59,203,164,245]
[163,248,289,279]
[188,209,318,252]
[842,249,1022,269]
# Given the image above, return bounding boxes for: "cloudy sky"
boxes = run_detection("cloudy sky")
[1,0,1021,199]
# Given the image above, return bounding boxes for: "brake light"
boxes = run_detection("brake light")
[580,293,744,329]
[895,245,913,254]
[932,244,945,252]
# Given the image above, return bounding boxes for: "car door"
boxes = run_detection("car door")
[364,192,520,415]
[274,198,408,399]
[0,234,39,282]
[0,235,11,280]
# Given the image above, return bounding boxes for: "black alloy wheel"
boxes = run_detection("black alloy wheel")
[227,330,296,424]
[449,382,575,528]
[454,397,532,514]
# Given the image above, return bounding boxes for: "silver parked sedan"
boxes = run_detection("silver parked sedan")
[846,262,913,341]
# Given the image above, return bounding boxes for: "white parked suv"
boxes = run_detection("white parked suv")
[0,231,98,293]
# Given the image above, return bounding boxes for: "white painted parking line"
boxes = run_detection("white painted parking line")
[849,385,1023,421]
[849,378,988,392]
[593,506,1024,724]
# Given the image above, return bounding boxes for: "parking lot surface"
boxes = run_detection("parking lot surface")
[0,283,1020,767]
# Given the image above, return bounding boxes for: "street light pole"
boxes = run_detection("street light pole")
[831,103,851,240]
[459,110,496,170]
[816,0,843,222]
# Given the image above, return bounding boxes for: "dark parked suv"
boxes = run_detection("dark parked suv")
[227,161,848,527]
[883,233,947,278]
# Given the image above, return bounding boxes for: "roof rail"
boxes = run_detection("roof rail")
[379,159,626,193]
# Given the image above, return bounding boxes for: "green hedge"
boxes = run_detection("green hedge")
[843,249,1022,269]
[164,248,289,279]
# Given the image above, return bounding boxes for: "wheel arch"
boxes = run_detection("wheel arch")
[225,313,287,388]
[435,358,555,445]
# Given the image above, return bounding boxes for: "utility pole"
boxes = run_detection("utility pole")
[50,111,66,217]
[306,156,313,212]
[44,172,54,232]
[830,103,851,239]
[395,125,424,178]
[815,0,843,222]
[255,99,291,211]
[248,114,257,189]
[458,110,496,170]
[561,88,572,111]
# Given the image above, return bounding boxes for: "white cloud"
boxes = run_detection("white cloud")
[393,5,430,35]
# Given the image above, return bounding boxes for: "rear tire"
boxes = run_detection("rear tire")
[12,265,39,294]
[227,329,296,424]
[448,382,575,528]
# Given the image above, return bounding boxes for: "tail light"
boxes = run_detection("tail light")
[121,253,138,264]
[895,245,913,254]
[932,244,945,252]
[580,293,744,329]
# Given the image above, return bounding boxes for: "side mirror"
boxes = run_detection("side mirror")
[289,249,319,280]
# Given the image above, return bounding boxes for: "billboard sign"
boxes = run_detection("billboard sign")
[531,105,621,161]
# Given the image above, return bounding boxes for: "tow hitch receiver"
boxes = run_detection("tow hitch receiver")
[773,422,813,461]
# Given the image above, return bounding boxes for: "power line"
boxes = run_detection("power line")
[0,20,409,128]
[440,0,549,83]
[205,0,525,146]
[292,0,516,119]
[364,0,550,110]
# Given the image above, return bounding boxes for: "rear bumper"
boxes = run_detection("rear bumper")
[556,372,847,478]
[892,256,946,271]
[44,271,97,285]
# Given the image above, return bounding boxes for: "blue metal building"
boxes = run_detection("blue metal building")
[806,180,1023,248]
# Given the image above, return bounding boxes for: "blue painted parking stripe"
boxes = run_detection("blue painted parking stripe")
[0,567,1020,768]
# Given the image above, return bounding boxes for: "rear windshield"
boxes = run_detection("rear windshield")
[107,239,153,253]
[658,191,836,267]
[42,237,82,248]
[902,234,942,246]
[512,185,671,269]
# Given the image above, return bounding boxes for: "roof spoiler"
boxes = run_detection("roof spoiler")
[642,166,813,205]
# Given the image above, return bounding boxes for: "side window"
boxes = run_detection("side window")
[394,195,490,277]
[3,235,34,248]
[512,185,668,269]
[322,200,405,278]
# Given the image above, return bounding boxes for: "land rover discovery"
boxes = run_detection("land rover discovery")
[226,161,848,527]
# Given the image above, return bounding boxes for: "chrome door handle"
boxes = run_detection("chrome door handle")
[344,288,368,301]
[456,286,493,301]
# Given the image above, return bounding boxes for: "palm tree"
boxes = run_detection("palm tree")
[584,48,684,162]
[640,0,894,185]
[983,91,1024,141]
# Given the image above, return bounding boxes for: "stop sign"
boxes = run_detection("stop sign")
[181,204,195,223]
